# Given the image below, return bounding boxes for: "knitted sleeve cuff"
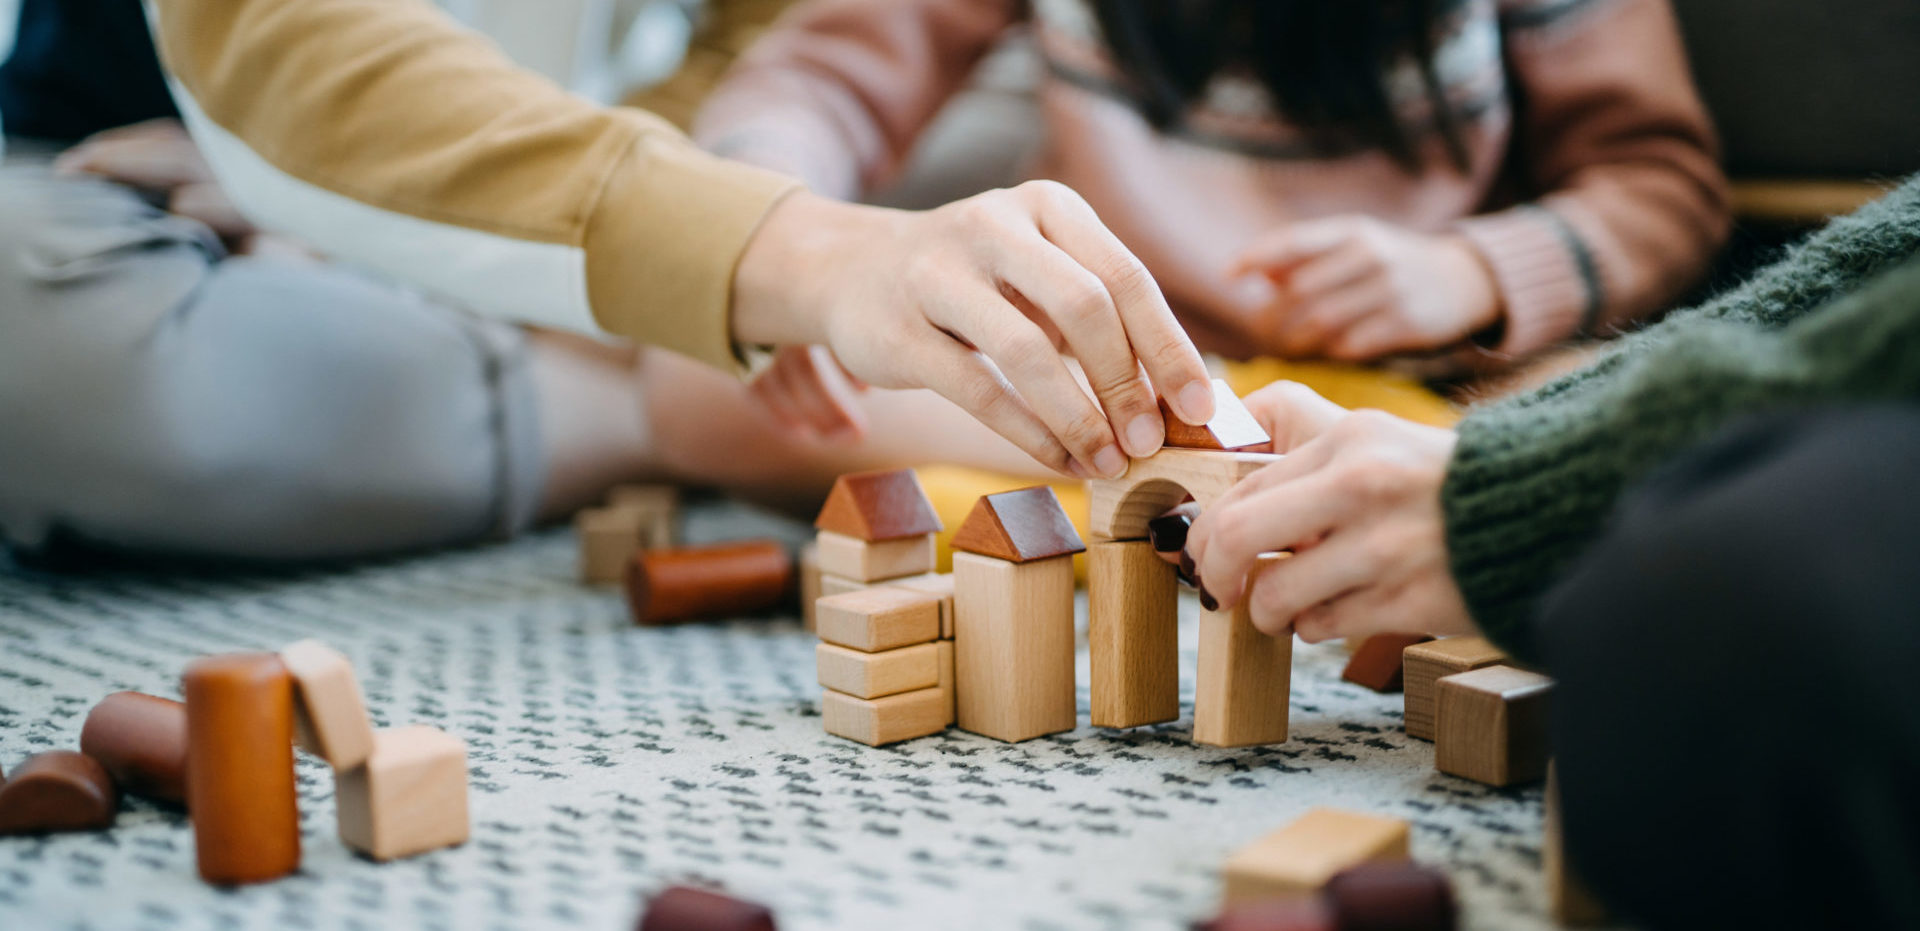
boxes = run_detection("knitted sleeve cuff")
[1457,207,1603,358]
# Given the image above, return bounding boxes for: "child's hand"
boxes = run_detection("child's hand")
[748,345,870,442]
[1234,215,1502,361]
[54,119,216,192]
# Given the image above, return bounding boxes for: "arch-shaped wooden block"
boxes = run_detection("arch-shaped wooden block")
[1089,449,1279,541]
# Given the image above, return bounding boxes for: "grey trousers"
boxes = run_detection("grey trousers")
[0,162,545,562]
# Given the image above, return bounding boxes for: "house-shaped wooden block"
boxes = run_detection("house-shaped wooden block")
[1161,379,1271,452]
[813,469,943,582]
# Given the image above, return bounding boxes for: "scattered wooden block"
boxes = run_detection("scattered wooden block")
[936,639,956,726]
[1402,637,1507,740]
[815,588,940,652]
[952,551,1078,742]
[336,725,470,861]
[1193,899,1334,931]
[280,639,375,770]
[814,529,935,582]
[1162,379,1271,451]
[948,486,1086,563]
[816,642,940,699]
[1088,539,1178,729]
[799,542,822,633]
[639,885,777,931]
[1547,762,1609,925]
[80,691,188,806]
[1088,448,1277,540]
[814,469,943,542]
[821,687,949,746]
[1324,862,1457,931]
[577,506,647,585]
[625,540,794,625]
[607,483,679,549]
[0,751,118,835]
[1222,808,1411,905]
[1194,559,1291,747]
[1340,633,1434,693]
[1434,665,1553,787]
[882,572,955,640]
[182,652,301,885]
[819,573,867,600]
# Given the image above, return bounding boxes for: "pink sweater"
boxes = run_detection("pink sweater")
[695,0,1731,361]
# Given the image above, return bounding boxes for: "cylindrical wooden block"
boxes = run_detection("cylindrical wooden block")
[624,541,794,626]
[182,653,301,885]
[0,750,119,835]
[638,885,775,931]
[80,691,189,806]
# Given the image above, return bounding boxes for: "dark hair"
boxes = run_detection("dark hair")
[1090,0,1471,171]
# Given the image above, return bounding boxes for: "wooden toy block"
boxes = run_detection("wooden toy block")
[820,573,868,599]
[80,691,188,806]
[1546,762,1608,925]
[639,885,777,931]
[1402,636,1508,740]
[884,572,955,639]
[1324,862,1457,931]
[0,751,118,835]
[182,652,301,884]
[816,641,940,699]
[1340,633,1434,693]
[1162,378,1271,451]
[1088,448,1278,540]
[937,639,956,725]
[336,725,470,861]
[1434,665,1553,786]
[815,587,940,652]
[1193,899,1335,931]
[1221,808,1411,905]
[607,483,679,549]
[949,485,1086,563]
[799,541,822,632]
[577,506,648,585]
[814,468,943,542]
[952,551,1077,742]
[1088,539,1179,729]
[625,540,794,626]
[1194,561,1291,747]
[814,529,935,582]
[280,638,375,770]
[821,687,949,746]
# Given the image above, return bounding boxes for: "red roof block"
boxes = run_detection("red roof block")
[1162,379,1270,452]
[949,486,1085,563]
[814,469,942,541]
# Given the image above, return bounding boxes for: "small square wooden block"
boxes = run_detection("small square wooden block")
[336,725,470,861]
[1434,665,1553,787]
[1222,807,1411,905]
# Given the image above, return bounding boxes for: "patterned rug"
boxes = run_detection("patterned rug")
[0,502,1561,931]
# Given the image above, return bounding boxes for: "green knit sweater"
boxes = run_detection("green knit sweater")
[1443,176,1920,660]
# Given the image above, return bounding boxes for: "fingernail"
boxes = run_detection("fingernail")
[1124,413,1162,458]
[1178,381,1216,423]
[1093,445,1126,479]
[1179,549,1195,578]
[1199,587,1219,612]
[1148,514,1191,553]
[1176,565,1197,589]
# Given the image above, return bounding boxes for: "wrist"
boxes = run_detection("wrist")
[1438,235,1503,334]
[732,191,905,348]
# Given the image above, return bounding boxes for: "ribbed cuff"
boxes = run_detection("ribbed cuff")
[1457,207,1598,358]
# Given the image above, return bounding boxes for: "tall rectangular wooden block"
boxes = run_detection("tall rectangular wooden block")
[821,688,948,746]
[1194,597,1291,748]
[952,551,1076,742]
[816,642,940,699]
[1435,665,1553,786]
[1402,636,1507,740]
[1222,807,1410,905]
[1088,540,1179,729]
[815,530,936,582]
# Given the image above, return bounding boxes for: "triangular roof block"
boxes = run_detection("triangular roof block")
[1162,379,1270,452]
[950,486,1085,563]
[814,469,943,541]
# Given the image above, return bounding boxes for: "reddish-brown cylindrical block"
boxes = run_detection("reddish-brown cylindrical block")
[638,886,776,931]
[0,750,119,835]
[81,691,189,806]
[182,653,301,885]
[624,541,794,626]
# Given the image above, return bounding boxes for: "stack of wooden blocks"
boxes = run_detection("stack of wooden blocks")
[577,484,680,585]
[1404,636,1556,788]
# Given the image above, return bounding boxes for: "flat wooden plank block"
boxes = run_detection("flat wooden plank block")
[1434,665,1553,787]
[1402,636,1508,741]
[815,530,935,582]
[821,687,948,746]
[1089,449,1278,541]
[1222,808,1411,905]
[815,587,940,652]
[1194,585,1291,748]
[953,552,1077,742]
[885,572,955,640]
[816,642,940,699]
[800,542,822,633]
[280,639,375,771]
[1340,633,1434,693]
[1088,540,1179,729]
[336,725,470,862]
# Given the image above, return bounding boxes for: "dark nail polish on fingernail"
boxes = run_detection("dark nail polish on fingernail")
[1148,514,1192,553]
[1179,549,1195,578]
[1199,587,1219,612]
[1176,565,1197,589]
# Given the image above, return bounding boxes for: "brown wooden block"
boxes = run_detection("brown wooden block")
[1402,636,1507,740]
[1222,808,1410,905]
[819,573,867,600]
[1340,633,1434,693]
[799,542,822,633]
[953,551,1077,742]
[936,639,956,725]
[607,483,679,549]
[1547,762,1608,925]
[814,587,940,652]
[336,725,470,861]
[578,506,647,585]
[949,486,1085,563]
[1325,862,1457,931]
[814,529,935,582]
[1089,448,1278,540]
[1434,665,1553,787]
[79,691,188,806]
[638,885,776,931]
[280,639,375,770]
[884,572,955,640]
[1162,379,1271,451]
[183,652,301,885]
[1193,899,1335,931]
[821,687,948,746]
[625,541,794,625]
[815,642,940,699]
[814,469,942,541]
[1195,563,1291,748]
[0,751,118,835]
[1088,539,1179,729]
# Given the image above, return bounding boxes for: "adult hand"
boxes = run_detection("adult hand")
[1183,384,1477,642]
[748,345,871,441]
[53,119,217,192]
[1234,215,1502,361]
[732,183,1216,479]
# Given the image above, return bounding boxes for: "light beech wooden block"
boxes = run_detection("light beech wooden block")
[1088,540,1179,729]
[1222,808,1411,905]
[885,572,956,640]
[952,551,1076,742]
[1403,636,1508,740]
[937,639,956,725]
[816,642,940,699]
[1194,566,1291,747]
[1546,762,1609,925]
[279,639,375,771]
[820,573,867,599]
[815,588,940,652]
[607,484,678,549]
[821,687,948,746]
[799,542,822,633]
[576,507,646,585]
[815,530,935,583]
[335,725,469,862]
[1088,448,1279,540]
[1434,665,1553,787]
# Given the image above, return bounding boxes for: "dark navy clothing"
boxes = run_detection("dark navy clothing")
[0,0,177,144]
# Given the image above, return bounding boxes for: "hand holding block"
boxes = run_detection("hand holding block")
[183,652,301,884]
[625,541,794,625]
[816,642,940,699]
[336,725,470,861]
[1222,808,1410,905]
[639,886,777,931]
[814,530,935,582]
[80,691,188,806]
[0,751,118,835]
[1434,665,1553,787]
[821,688,949,746]
[815,588,940,652]
[1402,637,1507,740]
[280,639,375,770]
[1341,633,1435,693]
